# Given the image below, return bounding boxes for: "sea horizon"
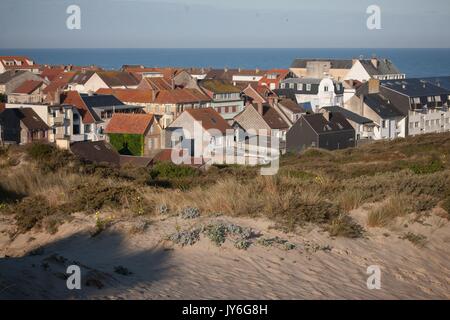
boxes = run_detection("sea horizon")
[1,47,450,78]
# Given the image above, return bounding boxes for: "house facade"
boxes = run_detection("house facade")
[165,108,234,163]
[0,56,39,74]
[279,77,344,112]
[379,78,450,136]
[0,70,43,95]
[286,112,356,152]
[105,113,162,157]
[0,107,49,144]
[199,80,245,122]
[345,58,405,82]
[8,80,47,104]
[345,80,407,140]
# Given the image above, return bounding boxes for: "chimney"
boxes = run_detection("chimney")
[371,57,379,69]
[54,88,61,105]
[368,79,380,94]
[257,103,263,115]
[87,90,94,96]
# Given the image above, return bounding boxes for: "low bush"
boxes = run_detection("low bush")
[409,157,444,175]
[327,214,364,238]
[150,162,199,180]
[400,232,427,247]
[11,196,55,233]
[367,196,411,227]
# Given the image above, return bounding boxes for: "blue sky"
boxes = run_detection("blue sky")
[1,0,449,48]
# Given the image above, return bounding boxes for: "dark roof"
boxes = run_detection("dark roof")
[120,155,153,167]
[303,112,354,134]
[261,105,290,130]
[70,71,95,85]
[273,89,297,101]
[80,94,125,109]
[290,59,353,69]
[359,59,403,76]
[0,70,28,84]
[1,108,49,130]
[321,106,373,125]
[363,94,405,118]
[416,76,450,91]
[381,78,450,97]
[70,141,121,167]
[278,98,305,113]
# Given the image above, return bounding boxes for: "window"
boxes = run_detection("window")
[298,83,303,91]
[84,124,91,133]
[324,86,329,92]
[435,96,441,102]
[289,83,294,89]
[431,120,435,126]
[381,120,386,128]
[306,84,311,91]
[414,97,420,104]
[427,96,435,103]
[425,120,430,127]
[280,83,285,89]
[165,105,171,113]
[415,122,419,128]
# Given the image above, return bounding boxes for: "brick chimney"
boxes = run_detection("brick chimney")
[368,79,380,94]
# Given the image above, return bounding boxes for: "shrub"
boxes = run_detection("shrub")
[150,162,199,180]
[441,197,450,216]
[400,232,427,248]
[204,224,227,246]
[336,189,364,212]
[367,196,410,227]
[409,157,444,175]
[27,143,55,161]
[179,207,200,219]
[12,196,54,233]
[327,214,364,238]
[169,228,201,246]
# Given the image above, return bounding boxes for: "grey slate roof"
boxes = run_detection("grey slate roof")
[363,94,405,118]
[70,140,121,167]
[321,106,373,125]
[417,76,450,91]
[290,59,353,69]
[0,70,26,84]
[81,94,125,109]
[381,78,450,97]
[359,59,403,76]
[303,112,354,134]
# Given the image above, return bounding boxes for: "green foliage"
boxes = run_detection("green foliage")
[109,133,144,156]
[409,157,444,175]
[26,142,75,173]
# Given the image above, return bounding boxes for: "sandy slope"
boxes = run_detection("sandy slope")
[0,209,449,300]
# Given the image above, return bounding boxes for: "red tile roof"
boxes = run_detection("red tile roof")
[96,71,140,87]
[60,91,96,124]
[43,72,76,95]
[185,107,231,134]
[40,67,65,81]
[96,88,154,104]
[125,67,183,81]
[258,69,289,87]
[105,113,154,135]
[12,80,44,94]
[140,77,173,90]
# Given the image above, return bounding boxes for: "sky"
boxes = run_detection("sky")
[1,0,450,48]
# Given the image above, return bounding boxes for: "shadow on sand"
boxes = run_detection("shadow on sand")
[0,230,173,299]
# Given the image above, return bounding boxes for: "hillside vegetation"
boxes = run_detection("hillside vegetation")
[1,133,450,238]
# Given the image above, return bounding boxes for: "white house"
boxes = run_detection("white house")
[345,58,405,82]
[279,77,344,113]
[165,107,234,164]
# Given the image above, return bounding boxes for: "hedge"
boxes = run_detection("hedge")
[109,133,144,156]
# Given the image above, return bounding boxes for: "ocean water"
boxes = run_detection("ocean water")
[1,48,450,78]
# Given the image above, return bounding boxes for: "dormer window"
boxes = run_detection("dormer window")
[306,84,311,91]
[298,83,303,91]
[289,83,294,89]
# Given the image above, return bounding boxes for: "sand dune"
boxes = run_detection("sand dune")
[0,209,449,300]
